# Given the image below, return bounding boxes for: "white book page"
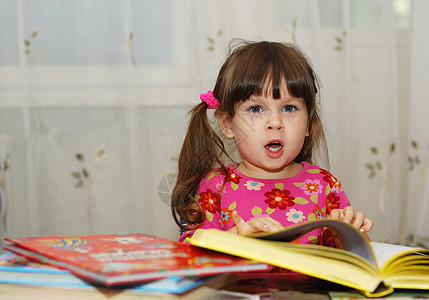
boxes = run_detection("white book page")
[371,242,419,268]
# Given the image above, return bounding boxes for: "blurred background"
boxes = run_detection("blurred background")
[0,0,428,249]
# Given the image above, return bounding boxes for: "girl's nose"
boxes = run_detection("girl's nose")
[266,112,284,131]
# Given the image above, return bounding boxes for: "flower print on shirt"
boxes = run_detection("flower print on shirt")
[320,169,338,188]
[320,169,343,194]
[224,169,242,184]
[264,188,295,210]
[222,169,242,191]
[326,192,341,215]
[330,179,342,193]
[250,206,275,219]
[307,204,325,221]
[286,208,306,223]
[244,181,265,191]
[300,179,322,196]
[215,182,227,195]
[199,188,221,214]
[221,208,232,225]
[220,202,236,227]
[178,162,351,245]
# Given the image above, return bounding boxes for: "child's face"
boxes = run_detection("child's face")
[219,85,309,179]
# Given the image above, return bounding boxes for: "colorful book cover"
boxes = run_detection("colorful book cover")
[0,252,90,287]
[4,234,268,287]
[0,252,235,294]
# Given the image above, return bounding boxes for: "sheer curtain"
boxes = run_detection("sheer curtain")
[0,0,426,248]
[408,0,429,244]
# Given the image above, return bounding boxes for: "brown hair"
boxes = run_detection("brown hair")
[171,40,327,231]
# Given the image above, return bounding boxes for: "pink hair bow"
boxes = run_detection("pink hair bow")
[200,91,219,109]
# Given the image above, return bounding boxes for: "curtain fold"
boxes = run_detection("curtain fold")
[409,0,429,242]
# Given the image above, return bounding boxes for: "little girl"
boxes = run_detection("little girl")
[171,40,373,244]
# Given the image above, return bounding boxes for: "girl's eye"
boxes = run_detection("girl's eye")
[283,105,296,112]
[249,105,263,113]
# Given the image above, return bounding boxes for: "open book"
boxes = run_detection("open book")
[189,219,429,298]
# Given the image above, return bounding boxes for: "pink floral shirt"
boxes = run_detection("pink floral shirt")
[179,162,350,244]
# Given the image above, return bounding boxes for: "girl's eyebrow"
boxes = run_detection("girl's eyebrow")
[249,94,303,103]
[287,97,306,103]
[244,97,262,104]
[248,94,270,101]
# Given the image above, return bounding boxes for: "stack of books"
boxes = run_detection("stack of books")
[1,233,267,298]
[3,219,429,298]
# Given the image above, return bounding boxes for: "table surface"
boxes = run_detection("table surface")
[1,273,429,300]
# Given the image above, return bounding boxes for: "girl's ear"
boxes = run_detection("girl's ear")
[306,120,311,137]
[217,112,235,139]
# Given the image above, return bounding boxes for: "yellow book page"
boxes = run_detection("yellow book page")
[251,219,377,268]
[383,257,428,273]
[190,229,384,294]
[370,242,429,289]
[273,242,376,275]
[384,274,429,290]
[371,242,429,270]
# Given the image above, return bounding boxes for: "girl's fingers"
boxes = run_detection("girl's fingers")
[246,217,282,232]
[342,206,355,223]
[328,209,343,220]
[351,211,365,229]
[232,212,284,235]
[360,218,374,232]
[232,211,271,234]
[231,211,252,235]
[232,208,373,236]
[231,210,244,225]
[258,217,284,231]
[329,207,374,233]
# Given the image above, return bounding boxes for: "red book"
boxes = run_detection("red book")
[4,233,268,286]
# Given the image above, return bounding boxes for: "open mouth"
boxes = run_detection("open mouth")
[265,141,283,153]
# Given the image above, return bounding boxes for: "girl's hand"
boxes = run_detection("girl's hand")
[228,211,284,235]
[329,206,374,233]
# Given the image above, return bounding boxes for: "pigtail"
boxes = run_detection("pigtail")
[171,102,227,231]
